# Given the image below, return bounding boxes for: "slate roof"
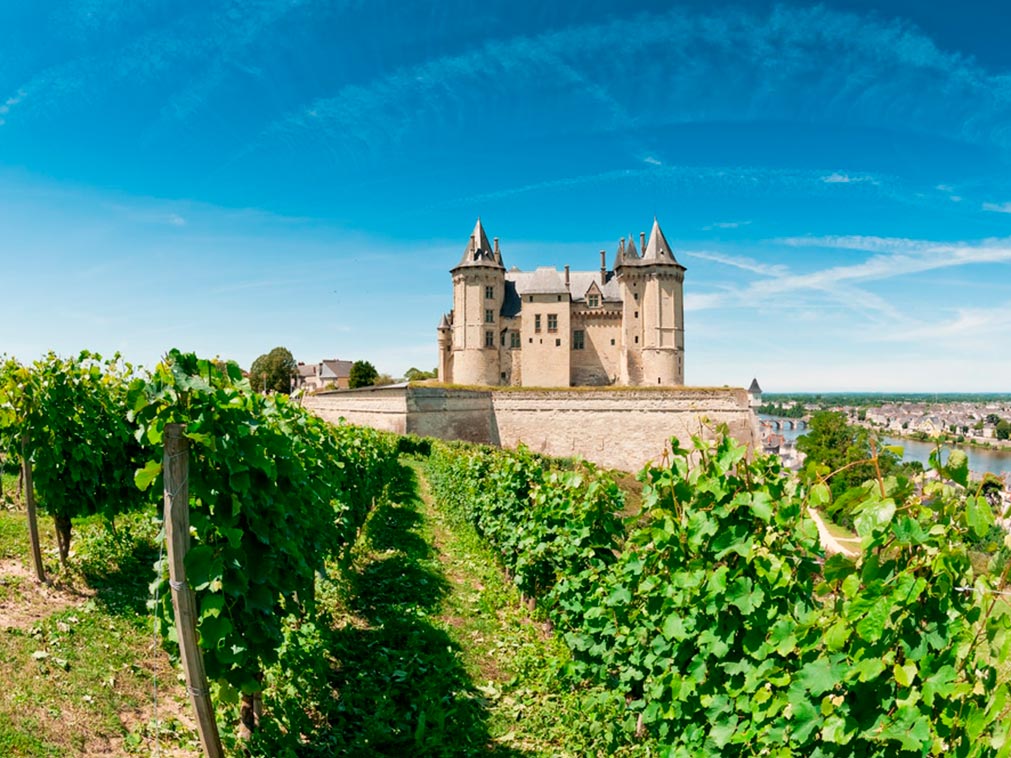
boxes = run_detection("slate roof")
[749,378,763,394]
[321,359,353,379]
[452,218,680,322]
[500,267,622,317]
[615,219,684,269]
[453,219,504,270]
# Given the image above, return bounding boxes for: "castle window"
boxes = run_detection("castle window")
[485,309,494,324]
[500,331,507,346]
[528,295,534,303]
[555,338,561,347]
[485,285,494,299]
[610,338,615,346]
[573,330,585,350]
[535,314,541,333]
[587,295,599,308]
[634,293,639,301]
[635,336,639,344]
[485,331,495,348]
[634,311,639,319]
[547,314,558,333]
[557,295,562,302]
[510,331,521,348]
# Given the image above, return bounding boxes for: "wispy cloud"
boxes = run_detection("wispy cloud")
[982,201,1011,214]
[256,4,1011,167]
[643,156,662,166]
[0,89,26,125]
[0,3,307,132]
[821,172,877,184]
[874,304,1011,344]
[686,235,1011,335]
[702,220,751,230]
[685,249,786,277]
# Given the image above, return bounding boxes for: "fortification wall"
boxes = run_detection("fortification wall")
[490,388,757,471]
[405,387,494,443]
[303,385,410,434]
[304,385,759,473]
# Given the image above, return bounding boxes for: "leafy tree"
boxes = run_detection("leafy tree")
[985,413,1002,426]
[996,419,1011,440]
[348,360,379,389]
[249,347,296,394]
[404,367,438,381]
[797,411,899,497]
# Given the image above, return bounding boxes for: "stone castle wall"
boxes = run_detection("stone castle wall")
[304,384,759,473]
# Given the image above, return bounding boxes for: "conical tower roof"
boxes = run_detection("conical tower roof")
[641,218,683,266]
[453,219,504,271]
[748,378,762,394]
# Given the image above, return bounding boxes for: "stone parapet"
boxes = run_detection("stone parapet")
[304,385,759,473]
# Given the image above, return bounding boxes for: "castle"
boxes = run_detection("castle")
[437,219,686,387]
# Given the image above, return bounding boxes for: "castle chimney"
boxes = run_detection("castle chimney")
[494,237,499,254]
[564,264,570,286]
[640,231,645,253]
[600,249,607,284]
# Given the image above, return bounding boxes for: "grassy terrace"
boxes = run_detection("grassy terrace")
[0,457,638,756]
[0,504,199,756]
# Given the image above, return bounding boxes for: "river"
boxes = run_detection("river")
[759,416,1011,478]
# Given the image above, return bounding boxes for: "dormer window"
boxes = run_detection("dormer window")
[587,294,600,308]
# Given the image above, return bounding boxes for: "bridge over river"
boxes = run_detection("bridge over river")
[759,415,809,432]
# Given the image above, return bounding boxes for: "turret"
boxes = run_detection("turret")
[616,219,686,386]
[437,313,452,382]
[447,219,506,385]
[748,378,763,409]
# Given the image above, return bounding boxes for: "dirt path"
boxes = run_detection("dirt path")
[808,509,861,558]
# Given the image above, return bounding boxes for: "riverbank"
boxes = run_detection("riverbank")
[859,424,1011,454]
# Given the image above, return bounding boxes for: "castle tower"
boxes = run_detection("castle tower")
[443,219,506,386]
[437,313,452,382]
[616,219,686,385]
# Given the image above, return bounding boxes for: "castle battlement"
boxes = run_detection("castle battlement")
[438,219,686,387]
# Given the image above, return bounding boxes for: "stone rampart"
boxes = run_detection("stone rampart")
[304,384,759,472]
[304,384,410,434]
[489,388,756,472]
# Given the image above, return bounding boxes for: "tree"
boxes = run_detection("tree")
[249,347,297,394]
[348,360,379,389]
[797,410,899,497]
[404,367,438,381]
[997,419,1011,441]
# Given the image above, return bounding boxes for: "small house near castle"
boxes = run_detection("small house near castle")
[438,219,686,387]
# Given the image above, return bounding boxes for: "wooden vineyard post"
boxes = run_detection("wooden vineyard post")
[163,424,224,758]
[21,435,46,584]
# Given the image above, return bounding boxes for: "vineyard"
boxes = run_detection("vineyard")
[1,350,1011,755]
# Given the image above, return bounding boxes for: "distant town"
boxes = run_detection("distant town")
[758,392,1011,483]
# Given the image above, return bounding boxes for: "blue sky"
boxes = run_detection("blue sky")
[2,1,1010,391]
